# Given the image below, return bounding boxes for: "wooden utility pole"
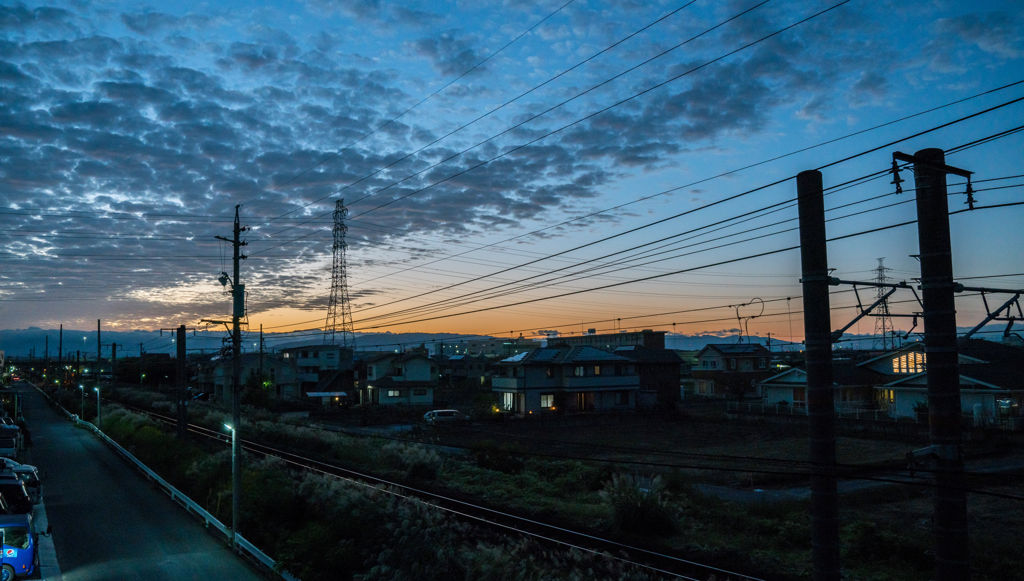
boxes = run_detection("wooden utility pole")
[796,169,841,581]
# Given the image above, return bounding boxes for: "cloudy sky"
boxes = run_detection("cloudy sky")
[1,0,1022,347]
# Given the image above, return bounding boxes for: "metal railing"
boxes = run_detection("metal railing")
[30,382,298,581]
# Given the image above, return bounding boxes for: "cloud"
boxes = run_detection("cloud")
[121,11,210,36]
[407,31,484,76]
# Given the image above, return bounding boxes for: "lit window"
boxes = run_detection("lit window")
[574,366,585,377]
[387,390,402,397]
[893,352,926,374]
[594,365,601,376]
[540,394,554,408]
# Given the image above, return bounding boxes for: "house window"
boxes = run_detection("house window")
[893,352,925,374]
[326,352,336,359]
[546,366,555,378]
[594,365,601,376]
[540,394,554,408]
[757,358,766,369]
[393,366,404,376]
[387,390,403,397]
[574,366,585,377]
[615,391,629,406]
[729,358,737,370]
[413,389,427,396]
[503,392,515,411]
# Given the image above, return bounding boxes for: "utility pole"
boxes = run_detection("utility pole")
[796,169,841,581]
[177,326,188,439]
[139,343,145,388]
[259,324,264,381]
[96,319,101,389]
[59,324,63,387]
[905,148,971,580]
[111,343,117,382]
[209,204,247,548]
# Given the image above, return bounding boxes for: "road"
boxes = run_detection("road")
[17,381,264,581]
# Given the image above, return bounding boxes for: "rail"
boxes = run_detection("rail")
[28,382,298,581]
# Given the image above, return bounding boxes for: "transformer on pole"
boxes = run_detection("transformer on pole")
[324,199,355,348]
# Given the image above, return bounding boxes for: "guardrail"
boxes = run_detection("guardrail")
[29,382,298,581]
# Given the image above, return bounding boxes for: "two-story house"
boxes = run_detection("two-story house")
[363,352,437,406]
[208,353,301,401]
[447,354,490,386]
[279,344,356,398]
[613,346,684,408]
[692,343,773,397]
[492,346,641,414]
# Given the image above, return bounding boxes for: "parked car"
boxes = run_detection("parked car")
[4,468,38,504]
[423,409,470,426]
[0,479,31,515]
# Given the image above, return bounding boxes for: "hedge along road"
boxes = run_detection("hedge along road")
[16,381,264,581]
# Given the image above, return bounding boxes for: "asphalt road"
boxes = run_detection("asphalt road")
[17,381,264,581]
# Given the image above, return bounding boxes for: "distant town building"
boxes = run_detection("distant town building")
[547,330,666,351]
[279,344,356,400]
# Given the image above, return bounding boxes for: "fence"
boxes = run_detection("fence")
[31,383,298,581]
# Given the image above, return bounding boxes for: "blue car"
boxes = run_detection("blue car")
[0,514,38,580]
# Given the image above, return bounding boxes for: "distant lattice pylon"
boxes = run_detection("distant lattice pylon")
[324,199,355,348]
[873,257,893,350]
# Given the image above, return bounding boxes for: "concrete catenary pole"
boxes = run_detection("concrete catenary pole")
[796,170,841,581]
[177,325,188,439]
[911,148,970,580]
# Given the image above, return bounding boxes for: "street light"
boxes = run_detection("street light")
[78,385,84,419]
[94,387,101,428]
[224,423,239,548]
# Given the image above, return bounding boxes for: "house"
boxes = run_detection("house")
[279,344,356,401]
[758,364,880,411]
[206,353,300,401]
[448,354,490,386]
[362,352,438,406]
[492,346,641,414]
[691,343,772,397]
[613,346,684,408]
[674,350,700,399]
[872,340,1024,423]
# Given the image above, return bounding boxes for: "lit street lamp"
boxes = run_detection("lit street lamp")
[94,387,101,428]
[224,423,239,548]
[78,385,84,419]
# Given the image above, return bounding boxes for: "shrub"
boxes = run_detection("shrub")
[600,473,678,536]
[470,439,526,474]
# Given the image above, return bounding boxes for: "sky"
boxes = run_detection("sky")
[1,0,1022,348]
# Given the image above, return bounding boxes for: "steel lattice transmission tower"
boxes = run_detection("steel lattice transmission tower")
[873,257,894,350]
[324,199,355,347]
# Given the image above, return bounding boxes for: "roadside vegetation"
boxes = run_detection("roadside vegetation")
[46,382,1024,580]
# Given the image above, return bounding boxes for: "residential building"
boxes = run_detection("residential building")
[613,346,684,408]
[279,344,356,399]
[692,343,773,397]
[492,346,641,414]
[753,340,1024,426]
[362,352,438,406]
[548,329,666,351]
[204,353,300,401]
[447,354,490,386]
[674,350,700,399]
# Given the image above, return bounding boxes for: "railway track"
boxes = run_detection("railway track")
[108,398,761,581]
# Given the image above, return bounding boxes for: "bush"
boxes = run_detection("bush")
[470,439,526,475]
[600,473,678,536]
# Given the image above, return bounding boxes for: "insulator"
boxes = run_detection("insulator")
[964,179,976,210]
[889,159,905,194]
